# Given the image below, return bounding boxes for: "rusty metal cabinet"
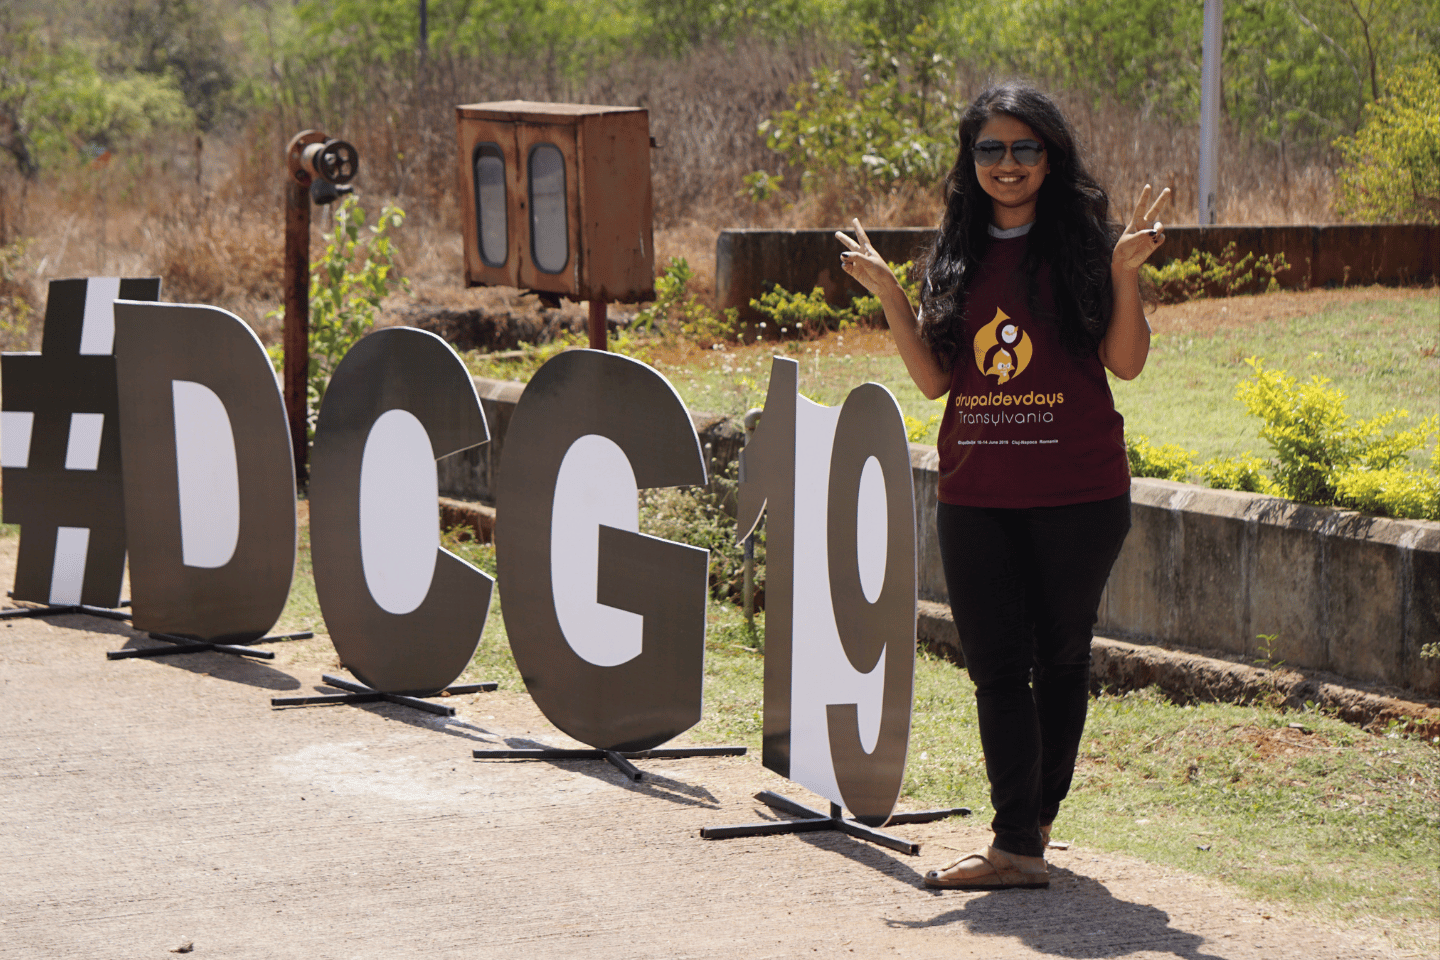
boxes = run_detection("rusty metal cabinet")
[455,101,654,304]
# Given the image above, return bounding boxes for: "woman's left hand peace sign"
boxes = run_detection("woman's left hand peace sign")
[1113,184,1172,272]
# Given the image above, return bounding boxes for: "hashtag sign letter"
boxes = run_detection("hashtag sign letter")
[2,277,160,607]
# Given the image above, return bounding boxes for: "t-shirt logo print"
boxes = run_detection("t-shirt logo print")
[973,307,1033,385]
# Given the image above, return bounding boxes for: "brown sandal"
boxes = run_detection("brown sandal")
[923,850,1050,890]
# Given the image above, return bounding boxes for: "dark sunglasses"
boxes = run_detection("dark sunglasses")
[973,139,1045,167]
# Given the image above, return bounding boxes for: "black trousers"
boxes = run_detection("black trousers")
[936,492,1132,859]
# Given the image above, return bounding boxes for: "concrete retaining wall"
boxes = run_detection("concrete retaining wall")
[715,224,1440,322]
[1097,479,1440,697]
[445,377,1440,697]
[437,378,746,505]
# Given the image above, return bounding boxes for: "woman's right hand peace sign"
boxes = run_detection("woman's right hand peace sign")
[836,218,900,297]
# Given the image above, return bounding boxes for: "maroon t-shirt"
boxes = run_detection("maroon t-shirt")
[933,235,1131,508]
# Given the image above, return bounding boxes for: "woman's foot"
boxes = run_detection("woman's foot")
[1040,822,1052,848]
[923,844,1050,890]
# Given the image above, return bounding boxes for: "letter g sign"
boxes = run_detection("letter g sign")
[496,350,710,752]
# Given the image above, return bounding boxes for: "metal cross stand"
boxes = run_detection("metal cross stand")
[1,602,133,623]
[107,631,314,661]
[272,672,497,717]
[473,744,748,782]
[701,790,970,856]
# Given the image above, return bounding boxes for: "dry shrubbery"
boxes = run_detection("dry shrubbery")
[0,36,1340,344]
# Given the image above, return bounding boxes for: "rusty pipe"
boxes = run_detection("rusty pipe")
[282,176,311,488]
[588,298,608,351]
[283,130,326,488]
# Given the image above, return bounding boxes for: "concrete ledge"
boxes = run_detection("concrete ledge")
[716,227,933,322]
[918,600,1440,734]
[439,497,495,544]
[1101,479,1440,697]
[714,224,1440,321]
[437,379,525,507]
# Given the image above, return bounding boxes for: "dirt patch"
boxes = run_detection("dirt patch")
[1145,284,1432,338]
[1226,723,1334,760]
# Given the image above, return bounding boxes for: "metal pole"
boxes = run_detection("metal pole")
[743,534,755,627]
[1199,0,1223,225]
[418,0,429,86]
[283,139,316,488]
[588,298,608,351]
[741,408,763,630]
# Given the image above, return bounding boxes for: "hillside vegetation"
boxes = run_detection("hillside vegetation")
[0,0,1435,344]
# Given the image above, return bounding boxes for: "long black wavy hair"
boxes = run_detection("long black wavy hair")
[918,83,1118,366]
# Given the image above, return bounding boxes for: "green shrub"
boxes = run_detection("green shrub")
[639,463,763,606]
[1126,434,1196,481]
[0,238,35,349]
[749,284,854,340]
[1140,242,1291,304]
[268,195,408,438]
[1199,453,1280,495]
[1235,356,1437,511]
[1333,465,1440,520]
[849,259,920,325]
[633,256,738,347]
[751,259,917,342]
[1334,55,1440,224]
[1124,359,1438,521]
[755,19,958,193]
[739,170,784,204]
[904,412,940,444]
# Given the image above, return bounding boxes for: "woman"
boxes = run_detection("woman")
[837,82,1170,891]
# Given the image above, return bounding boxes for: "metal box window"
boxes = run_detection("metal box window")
[473,142,508,268]
[528,143,568,274]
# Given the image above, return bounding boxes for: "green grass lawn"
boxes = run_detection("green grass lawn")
[625,288,1438,467]
[1110,292,1439,465]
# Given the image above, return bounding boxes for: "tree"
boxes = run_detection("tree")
[0,14,44,178]
[0,14,193,179]
[105,0,236,131]
[1333,56,1440,223]
[757,19,960,192]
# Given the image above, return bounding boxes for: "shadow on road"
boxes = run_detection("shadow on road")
[86,619,303,691]
[890,864,1230,960]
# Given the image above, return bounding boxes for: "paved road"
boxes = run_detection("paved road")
[0,602,1403,959]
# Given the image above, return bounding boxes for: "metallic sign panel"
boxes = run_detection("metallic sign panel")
[2,277,160,608]
[736,358,798,778]
[740,357,918,825]
[496,349,708,752]
[824,383,918,826]
[113,301,296,642]
[309,327,493,696]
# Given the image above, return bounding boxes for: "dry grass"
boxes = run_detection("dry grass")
[0,128,290,346]
[1051,89,1340,226]
[0,39,1345,342]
